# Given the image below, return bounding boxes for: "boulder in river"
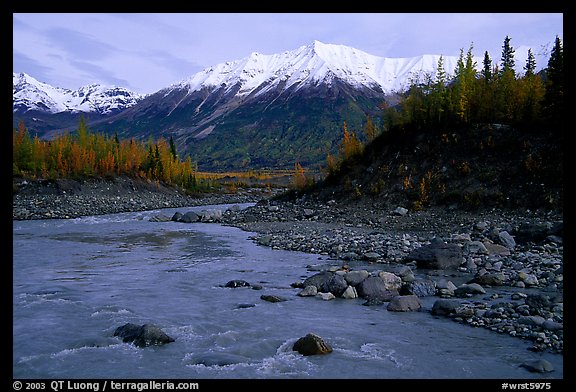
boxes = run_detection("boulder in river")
[114,323,174,348]
[431,299,461,316]
[225,280,251,288]
[401,279,436,297]
[387,295,421,312]
[520,359,554,373]
[260,294,288,303]
[356,276,399,301]
[180,211,200,223]
[293,333,333,356]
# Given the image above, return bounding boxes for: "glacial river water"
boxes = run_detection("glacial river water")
[13,205,563,379]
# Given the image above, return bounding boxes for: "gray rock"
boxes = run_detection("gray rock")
[465,241,489,255]
[114,323,174,348]
[514,222,552,243]
[406,242,463,270]
[363,252,382,261]
[225,280,251,288]
[518,315,546,326]
[199,209,223,221]
[171,212,183,222]
[319,273,348,297]
[484,242,511,256]
[149,214,171,222]
[316,292,336,301]
[303,208,315,217]
[293,333,333,356]
[471,272,507,286]
[401,279,436,297]
[377,271,403,291]
[260,295,288,303]
[520,359,554,373]
[356,276,399,301]
[394,207,408,216]
[431,299,461,316]
[341,285,358,299]
[436,279,458,292]
[498,231,516,249]
[525,293,551,309]
[180,211,200,223]
[257,235,273,246]
[518,272,539,286]
[302,272,334,290]
[344,270,370,286]
[387,295,421,311]
[542,320,563,331]
[454,283,486,297]
[297,285,318,297]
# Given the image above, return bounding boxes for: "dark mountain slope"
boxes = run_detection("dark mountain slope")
[300,123,563,212]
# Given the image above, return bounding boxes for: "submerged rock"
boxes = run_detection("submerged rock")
[520,359,554,373]
[225,280,251,288]
[114,323,174,348]
[260,294,288,303]
[293,333,333,356]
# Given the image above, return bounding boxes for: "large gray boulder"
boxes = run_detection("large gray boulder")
[302,271,348,296]
[377,271,403,291]
[356,276,399,301]
[431,299,461,316]
[344,270,370,286]
[401,279,436,297]
[406,242,463,270]
[293,333,333,356]
[470,272,507,286]
[180,211,200,223]
[302,272,333,290]
[114,323,174,348]
[387,295,422,312]
[319,273,348,297]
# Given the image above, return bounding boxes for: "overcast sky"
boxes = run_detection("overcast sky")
[13,13,563,95]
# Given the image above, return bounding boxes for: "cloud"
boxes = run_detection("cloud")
[69,60,134,89]
[13,50,54,82]
[141,49,204,79]
[44,27,119,61]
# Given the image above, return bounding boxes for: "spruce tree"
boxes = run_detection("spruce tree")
[481,51,492,82]
[524,48,536,77]
[543,35,563,124]
[500,35,516,77]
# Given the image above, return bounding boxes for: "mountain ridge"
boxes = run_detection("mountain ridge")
[13,40,551,170]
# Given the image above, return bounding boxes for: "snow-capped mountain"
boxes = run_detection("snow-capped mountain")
[13,72,143,115]
[13,40,550,169]
[169,40,464,99]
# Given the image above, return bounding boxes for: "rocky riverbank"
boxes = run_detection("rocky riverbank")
[12,176,275,220]
[211,197,563,355]
[12,178,563,356]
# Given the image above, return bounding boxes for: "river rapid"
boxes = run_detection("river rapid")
[13,205,563,380]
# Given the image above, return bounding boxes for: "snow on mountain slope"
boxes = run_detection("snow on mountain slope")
[170,41,483,99]
[13,72,143,114]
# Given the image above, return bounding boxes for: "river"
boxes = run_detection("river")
[13,205,563,379]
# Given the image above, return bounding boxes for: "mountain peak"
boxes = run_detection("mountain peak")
[13,73,143,115]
